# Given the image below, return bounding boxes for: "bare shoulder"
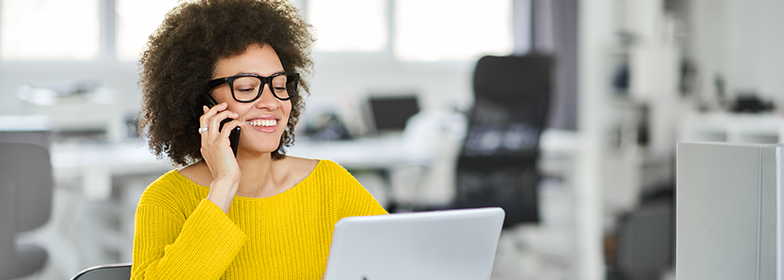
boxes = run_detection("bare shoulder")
[177,162,212,187]
[279,156,319,178]
[282,156,319,171]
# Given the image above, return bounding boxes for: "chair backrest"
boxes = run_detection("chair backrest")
[461,55,552,159]
[455,55,553,227]
[70,263,132,280]
[474,55,552,105]
[0,131,53,279]
[0,132,53,230]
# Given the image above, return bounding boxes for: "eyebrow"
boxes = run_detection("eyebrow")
[236,71,286,77]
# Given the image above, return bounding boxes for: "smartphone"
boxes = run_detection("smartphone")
[199,92,241,156]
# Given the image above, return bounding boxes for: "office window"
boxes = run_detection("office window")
[308,0,387,52]
[116,0,179,61]
[395,0,513,61]
[1,0,100,60]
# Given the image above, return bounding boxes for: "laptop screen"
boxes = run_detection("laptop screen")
[324,208,505,280]
[368,95,420,133]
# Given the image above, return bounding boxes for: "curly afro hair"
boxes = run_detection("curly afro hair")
[137,0,314,166]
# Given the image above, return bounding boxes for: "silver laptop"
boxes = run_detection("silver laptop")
[323,207,505,280]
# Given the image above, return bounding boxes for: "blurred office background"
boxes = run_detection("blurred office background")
[1,0,782,279]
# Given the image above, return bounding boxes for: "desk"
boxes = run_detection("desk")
[679,112,784,144]
[290,129,578,172]
[43,129,580,275]
[50,129,579,203]
[287,136,433,170]
[51,140,173,200]
[50,137,434,203]
[288,136,435,211]
[538,129,580,178]
[290,129,580,211]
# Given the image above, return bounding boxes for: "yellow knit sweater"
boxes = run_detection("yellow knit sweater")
[131,159,387,279]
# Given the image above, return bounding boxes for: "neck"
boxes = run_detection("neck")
[234,150,282,198]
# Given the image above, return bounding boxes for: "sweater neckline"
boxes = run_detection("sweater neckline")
[175,159,325,201]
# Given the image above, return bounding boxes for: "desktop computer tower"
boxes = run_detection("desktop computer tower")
[677,142,784,279]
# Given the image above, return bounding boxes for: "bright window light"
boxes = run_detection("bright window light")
[1,0,100,61]
[395,0,513,62]
[308,0,387,52]
[116,0,179,61]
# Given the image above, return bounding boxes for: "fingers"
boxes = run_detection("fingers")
[208,110,239,135]
[199,103,238,135]
[199,102,227,132]
[199,103,241,157]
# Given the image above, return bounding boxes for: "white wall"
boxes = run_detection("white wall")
[692,0,784,103]
[309,52,475,112]
[0,62,140,116]
[0,52,476,128]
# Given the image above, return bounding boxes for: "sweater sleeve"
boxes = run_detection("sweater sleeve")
[320,160,388,217]
[343,178,388,217]
[131,178,247,280]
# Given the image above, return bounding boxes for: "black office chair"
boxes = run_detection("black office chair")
[453,54,552,227]
[0,131,53,280]
[70,263,132,280]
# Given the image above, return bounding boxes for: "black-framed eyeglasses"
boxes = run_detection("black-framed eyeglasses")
[207,72,299,102]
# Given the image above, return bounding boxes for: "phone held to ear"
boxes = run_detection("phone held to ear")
[199,93,241,157]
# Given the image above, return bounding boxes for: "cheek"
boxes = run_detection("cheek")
[282,102,293,121]
[228,104,253,117]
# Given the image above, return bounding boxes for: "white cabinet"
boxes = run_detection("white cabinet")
[679,112,784,144]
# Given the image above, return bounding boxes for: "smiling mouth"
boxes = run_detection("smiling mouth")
[247,119,277,127]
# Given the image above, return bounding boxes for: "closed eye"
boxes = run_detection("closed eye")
[237,87,257,93]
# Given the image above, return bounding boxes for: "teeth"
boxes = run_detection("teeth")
[248,119,276,127]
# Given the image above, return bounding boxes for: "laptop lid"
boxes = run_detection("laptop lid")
[367,95,420,134]
[323,207,505,280]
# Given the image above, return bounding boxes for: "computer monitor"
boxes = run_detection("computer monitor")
[367,95,420,134]
[676,142,783,279]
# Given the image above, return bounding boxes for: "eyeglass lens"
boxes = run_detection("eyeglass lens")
[231,74,296,101]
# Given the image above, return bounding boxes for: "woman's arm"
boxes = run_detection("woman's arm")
[199,103,243,213]
[131,198,246,280]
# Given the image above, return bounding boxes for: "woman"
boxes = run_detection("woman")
[132,0,387,279]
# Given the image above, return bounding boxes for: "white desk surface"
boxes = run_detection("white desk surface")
[51,140,173,200]
[49,129,579,200]
[290,129,579,170]
[679,111,784,143]
[539,129,580,158]
[50,129,579,170]
[287,137,433,170]
[51,140,173,177]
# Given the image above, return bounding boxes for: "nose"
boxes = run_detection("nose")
[254,83,281,110]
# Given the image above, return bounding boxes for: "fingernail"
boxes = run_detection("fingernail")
[232,112,239,117]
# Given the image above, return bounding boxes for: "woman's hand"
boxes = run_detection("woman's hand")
[200,102,242,213]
